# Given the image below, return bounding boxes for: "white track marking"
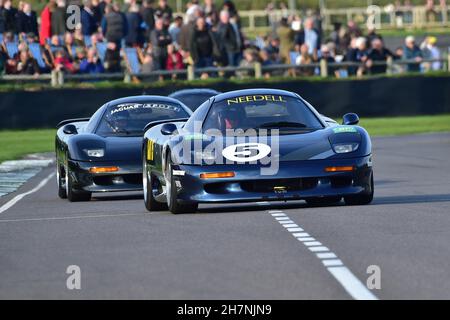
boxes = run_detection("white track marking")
[0,173,55,214]
[317,252,337,259]
[268,209,378,300]
[0,213,142,223]
[271,213,286,217]
[292,232,310,238]
[287,227,304,232]
[308,246,329,252]
[303,241,323,247]
[297,237,316,242]
[328,267,378,300]
[322,259,344,267]
[282,223,299,228]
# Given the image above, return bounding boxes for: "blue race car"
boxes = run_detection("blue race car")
[142,88,374,213]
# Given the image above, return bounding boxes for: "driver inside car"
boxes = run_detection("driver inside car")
[218,107,246,131]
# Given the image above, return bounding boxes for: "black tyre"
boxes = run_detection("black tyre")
[56,163,67,199]
[143,155,167,212]
[65,167,91,202]
[305,196,342,206]
[344,174,374,206]
[165,154,198,214]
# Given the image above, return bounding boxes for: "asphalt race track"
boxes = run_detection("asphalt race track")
[0,133,449,299]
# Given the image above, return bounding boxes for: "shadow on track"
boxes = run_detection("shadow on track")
[372,194,450,205]
[91,193,143,201]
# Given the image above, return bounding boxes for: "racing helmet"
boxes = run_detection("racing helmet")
[218,106,246,130]
[111,110,130,131]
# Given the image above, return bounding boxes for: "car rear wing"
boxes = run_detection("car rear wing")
[56,117,91,128]
[143,118,189,133]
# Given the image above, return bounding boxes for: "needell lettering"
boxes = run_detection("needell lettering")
[227,95,287,105]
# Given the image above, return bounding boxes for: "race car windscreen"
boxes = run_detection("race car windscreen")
[202,94,324,134]
[96,102,190,136]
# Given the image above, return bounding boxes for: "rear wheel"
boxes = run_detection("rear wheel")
[344,174,374,206]
[306,196,342,206]
[66,167,91,202]
[143,155,167,212]
[165,154,198,214]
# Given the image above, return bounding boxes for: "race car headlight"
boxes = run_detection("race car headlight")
[193,150,216,161]
[332,143,359,154]
[84,149,105,157]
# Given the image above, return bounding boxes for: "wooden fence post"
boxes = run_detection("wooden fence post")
[320,59,328,77]
[187,65,195,81]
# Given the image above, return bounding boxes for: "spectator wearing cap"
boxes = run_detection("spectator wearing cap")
[16,2,38,36]
[150,17,172,70]
[2,0,18,33]
[101,4,128,47]
[366,38,394,74]
[81,0,98,36]
[189,16,219,68]
[420,36,441,71]
[39,0,55,46]
[125,3,144,47]
[52,0,66,36]
[403,35,423,72]
[217,10,242,66]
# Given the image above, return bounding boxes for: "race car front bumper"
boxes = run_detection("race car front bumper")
[172,155,373,203]
[67,159,142,193]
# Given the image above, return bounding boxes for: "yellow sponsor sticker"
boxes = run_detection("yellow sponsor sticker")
[147,140,154,161]
[226,95,287,105]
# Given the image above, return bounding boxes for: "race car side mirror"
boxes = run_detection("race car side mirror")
[161,123,178,135]
[63,124,78,135]
[342,113,359,125]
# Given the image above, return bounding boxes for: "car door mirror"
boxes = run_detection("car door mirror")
[161,123,178,135]
[63,124,78,135]
[342,113,359,125]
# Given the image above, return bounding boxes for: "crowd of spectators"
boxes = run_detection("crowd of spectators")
[0,0,445,79]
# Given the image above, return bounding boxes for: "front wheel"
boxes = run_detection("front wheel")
[56,163,67,199]
[344,174,374,206]
[165,155,198,214]
[66,167,91,202]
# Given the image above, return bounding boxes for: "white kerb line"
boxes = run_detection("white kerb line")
[0,172,55,214]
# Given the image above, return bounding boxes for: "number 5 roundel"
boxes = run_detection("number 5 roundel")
[222,143,271,162]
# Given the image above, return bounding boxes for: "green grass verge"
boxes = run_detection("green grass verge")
[358,114,450,136]
[0,114,449,162]
[0,129,55,163]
